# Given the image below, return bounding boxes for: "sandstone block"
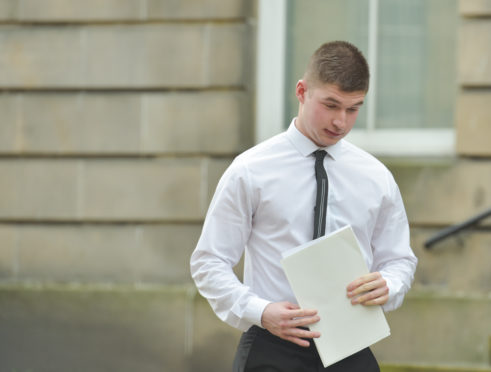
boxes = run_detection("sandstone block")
[204,158,233,209]
[142,91,250,154]
[459,20,491,86]
[136,224,201,283]
[0,24,247,88]
[0,160,79,219]
[389,160,491,226]
[16,225,136,283]
[16,0,143,21]
[0,25,85,87]
[0,91,250,155]
[20,93,141,153]
[460,0,491,16]
[6,223,199,284]
[146,0,247,20]
[0,0,16,20]
[2,0,247,21]
[0,225,15,278]
[456,90,491,156]
[0,93,18,152]
[84,25,205,88]
[205,24,249,86]
[410,228,491,293]
[82,159,203,220]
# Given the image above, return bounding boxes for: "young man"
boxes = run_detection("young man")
[190,41,417,371]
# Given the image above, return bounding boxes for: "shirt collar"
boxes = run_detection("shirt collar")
[286,118,343,160]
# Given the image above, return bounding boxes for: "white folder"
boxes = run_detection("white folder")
[281,225,390,367]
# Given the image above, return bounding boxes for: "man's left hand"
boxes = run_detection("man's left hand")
[346,272,389,306]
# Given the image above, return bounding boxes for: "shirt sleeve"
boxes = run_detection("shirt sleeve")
[371,172,418,312]
[190,157,270,331]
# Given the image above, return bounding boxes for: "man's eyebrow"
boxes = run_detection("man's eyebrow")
[322,97,364,106]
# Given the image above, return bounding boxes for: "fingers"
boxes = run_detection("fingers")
[347,272,389,306]
[284,327,320,347]
[346,272,381,292]
[261,302,321,347]
[351,285,389,305]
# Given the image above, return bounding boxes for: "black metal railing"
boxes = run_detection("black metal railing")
[424,208,491,249]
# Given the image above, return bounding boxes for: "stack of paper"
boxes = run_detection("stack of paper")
[281,225,390,367]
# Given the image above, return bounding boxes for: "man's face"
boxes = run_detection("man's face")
[295,81,365,147]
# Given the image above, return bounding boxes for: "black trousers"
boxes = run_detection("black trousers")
[233,326,380,372]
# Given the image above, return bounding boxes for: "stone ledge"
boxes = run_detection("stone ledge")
[0,0,249,21]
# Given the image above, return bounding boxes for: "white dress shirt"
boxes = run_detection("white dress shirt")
[190,119,417,332]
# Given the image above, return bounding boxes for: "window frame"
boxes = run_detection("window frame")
[255,0,455,157]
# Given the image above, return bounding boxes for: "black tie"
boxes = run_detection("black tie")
[313,150,328,239]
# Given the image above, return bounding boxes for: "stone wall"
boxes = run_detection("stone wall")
[0,1,251,371]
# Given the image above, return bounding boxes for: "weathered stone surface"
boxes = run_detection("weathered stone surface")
[0,159,80,219]
[410,228,491,293]
[0,159,209,221]
[0,92,250,155]
[20,93,141,154]
[137,224,201,283]
[146,0,247,20]
[460,0,491,16]
[142,91,250,154]
[0,93,18,152]
[0,26,85,87]
[0,225,15,277]
[388,160,491,226]
[204,158,233,209]
[0,0,247,21]
[0,24,247,88]
[82,159,203,220]
[0,0,17,20]
[205,24,249,86]
[456,90,491,156]
[373,292,491,365]
[0,285,190,372]
[15,0,143,21]
[190,295,241,372]
[459,20,491,86]
[4,224,198,284]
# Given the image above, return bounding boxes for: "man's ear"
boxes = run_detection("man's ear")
[296,80,307,104]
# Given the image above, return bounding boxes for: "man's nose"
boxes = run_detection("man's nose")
[332,111,346,129]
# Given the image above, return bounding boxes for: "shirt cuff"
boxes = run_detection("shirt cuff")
[381,275,404,312]
[242,297,272,328]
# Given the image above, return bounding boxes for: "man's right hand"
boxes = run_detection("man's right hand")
[261,301,321,347]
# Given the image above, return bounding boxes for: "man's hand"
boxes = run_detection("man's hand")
[261,302,321,347]
[346,272,389,306]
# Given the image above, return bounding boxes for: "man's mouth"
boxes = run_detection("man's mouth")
[323,128,343,137]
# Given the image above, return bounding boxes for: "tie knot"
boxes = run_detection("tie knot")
[314,150,327,162]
